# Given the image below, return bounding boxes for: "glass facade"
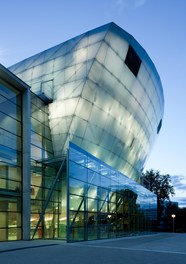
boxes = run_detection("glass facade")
[67,143,157,242]
[9,22,164,182]
[0,22,164,242]
[30,92,67,239]
[0,79,22,241]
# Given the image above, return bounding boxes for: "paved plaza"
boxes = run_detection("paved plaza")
[0,233,186,264]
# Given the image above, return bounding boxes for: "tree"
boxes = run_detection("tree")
[141,169,175,201]
[141,169,175,228]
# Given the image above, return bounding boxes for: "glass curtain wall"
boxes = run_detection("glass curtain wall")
[67,142,157,242]
[0,80,22,241]
[30,93,66,239]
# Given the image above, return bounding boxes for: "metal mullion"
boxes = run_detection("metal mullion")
[31,158,65,239]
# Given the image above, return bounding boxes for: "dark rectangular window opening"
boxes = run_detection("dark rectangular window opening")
[125,45,141,77]
[157,119,162,134]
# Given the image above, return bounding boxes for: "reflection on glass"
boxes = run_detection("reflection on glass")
[30,93,66,240]
[0,81,22,241]
[68,142,157,242]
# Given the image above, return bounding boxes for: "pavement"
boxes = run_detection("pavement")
[0,233,186,264]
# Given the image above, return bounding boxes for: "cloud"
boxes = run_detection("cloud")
[171,196,186,208]
[104,0,148,18]
[114,0,128,15]
[171,175,186,190]
[113,0,148,14]
[115,0,126,7]
[170,175,186,207]
[134,0,147,8]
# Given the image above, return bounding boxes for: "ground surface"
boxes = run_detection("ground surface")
[0,233,186,264]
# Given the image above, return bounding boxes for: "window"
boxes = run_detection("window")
[157,119,162,134]
[125,45,141,77]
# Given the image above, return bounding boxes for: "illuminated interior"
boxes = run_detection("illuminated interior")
[0,79,22,241]
[67,142,157,241]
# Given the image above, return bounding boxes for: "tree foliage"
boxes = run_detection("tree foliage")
[141,169,175,201]
[141,169,175,229]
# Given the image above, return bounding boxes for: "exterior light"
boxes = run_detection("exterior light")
[171,214,176,232]
[171,214,176,218]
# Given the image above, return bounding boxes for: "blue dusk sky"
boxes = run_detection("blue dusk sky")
[0,0,186,206]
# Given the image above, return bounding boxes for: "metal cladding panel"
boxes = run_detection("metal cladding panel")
[9,22,164,182]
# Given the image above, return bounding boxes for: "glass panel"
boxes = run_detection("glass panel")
[8,227,22,240]
[0,128,21,151]
[69,211,84,227]
[69,178,86,196]
[87,198,97,212]
[0,112,21,136]
[87,185,97,199]
[0,80,21,106]
[69,195,84,211]
[69,161,87,182]
[0,95,21,121]
[0,80,22,241]
[31,145,42,160]
[0,212,7,228]
[69,227,84,242]
[68,143,157,242]
[88,169,100,185]
[0,229,7,241]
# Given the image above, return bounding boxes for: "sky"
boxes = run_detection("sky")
[0,0,186,206]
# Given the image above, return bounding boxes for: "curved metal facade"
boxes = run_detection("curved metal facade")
[9,22,164,181]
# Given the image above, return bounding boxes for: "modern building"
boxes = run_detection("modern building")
[0,64,30,241]
[0,22,164,242]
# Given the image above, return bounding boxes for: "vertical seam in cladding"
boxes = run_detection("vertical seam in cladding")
[103,29,161,127]
[93,59,153,139]
[78,34,108,146]
[94,45,155,134]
